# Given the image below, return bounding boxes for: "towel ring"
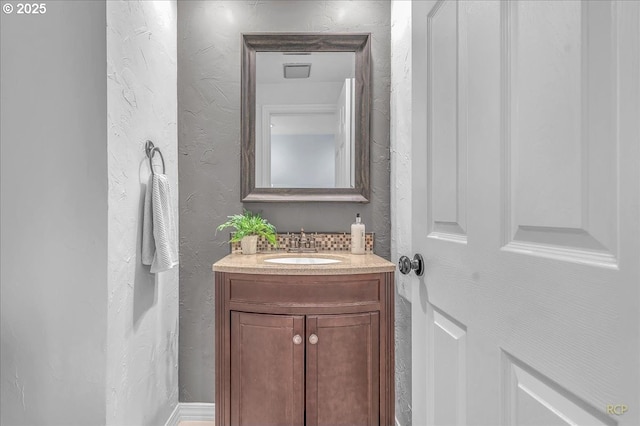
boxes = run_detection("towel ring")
[145,140,165,175]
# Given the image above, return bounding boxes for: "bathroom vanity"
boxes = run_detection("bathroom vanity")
[213,253,395,426]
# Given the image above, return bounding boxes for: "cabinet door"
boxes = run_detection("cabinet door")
[306,312,380,426]
[230,312,304,426]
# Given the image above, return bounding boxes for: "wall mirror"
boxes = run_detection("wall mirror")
[241,33,371,202]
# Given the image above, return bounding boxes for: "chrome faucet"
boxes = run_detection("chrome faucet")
[288,228,318,253]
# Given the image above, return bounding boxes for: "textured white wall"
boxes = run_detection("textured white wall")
[106,1,179,425]
[391,1,413,424]
[1,2,179,424]
[0,1,108,424]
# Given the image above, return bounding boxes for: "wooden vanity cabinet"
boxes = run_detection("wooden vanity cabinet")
[230,312,305,426]
[215,272,395,426]
[305,312,380,426]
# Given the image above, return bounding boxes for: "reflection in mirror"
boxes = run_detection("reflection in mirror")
[255,52,355,189]
[241,33,370,202]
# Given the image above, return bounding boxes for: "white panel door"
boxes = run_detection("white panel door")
[410,1,639,425]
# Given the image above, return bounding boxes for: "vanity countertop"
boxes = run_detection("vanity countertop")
[213,252,395,275]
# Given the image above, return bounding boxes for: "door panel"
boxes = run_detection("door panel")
[306,313,379,426]
[502,353,615,426]
[427,0,468,242]
[430,308,467,426]
[411,1,639,425]
[230,312,304,426]
[503,0,619,267]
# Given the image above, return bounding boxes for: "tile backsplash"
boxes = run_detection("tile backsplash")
[229,232,375,254]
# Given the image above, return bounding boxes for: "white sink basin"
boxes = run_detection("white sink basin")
[264,257,342,265]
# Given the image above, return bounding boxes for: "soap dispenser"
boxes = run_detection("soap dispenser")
[351,213,365,254]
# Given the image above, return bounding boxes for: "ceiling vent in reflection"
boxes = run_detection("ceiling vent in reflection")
[283,63,311,79]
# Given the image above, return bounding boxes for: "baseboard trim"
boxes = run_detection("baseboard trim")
[164,405,180,426]
[164,403,215,426]
[165,403,396,426]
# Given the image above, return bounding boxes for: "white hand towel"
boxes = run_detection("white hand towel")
[141,176,155,266]
[141,174,179,273]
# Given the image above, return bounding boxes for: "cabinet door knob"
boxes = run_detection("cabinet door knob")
[293,334,302,345]
[309,334,318,345]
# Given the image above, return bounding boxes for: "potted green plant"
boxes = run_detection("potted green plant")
[216,209,277,255]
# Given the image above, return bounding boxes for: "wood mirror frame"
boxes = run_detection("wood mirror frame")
[241,33,371,203]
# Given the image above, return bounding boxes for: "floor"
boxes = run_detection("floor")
[179,422,214,426]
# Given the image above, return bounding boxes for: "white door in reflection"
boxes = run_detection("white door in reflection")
[270,112,336,188]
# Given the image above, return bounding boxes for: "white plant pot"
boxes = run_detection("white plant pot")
[240,235,258,255]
